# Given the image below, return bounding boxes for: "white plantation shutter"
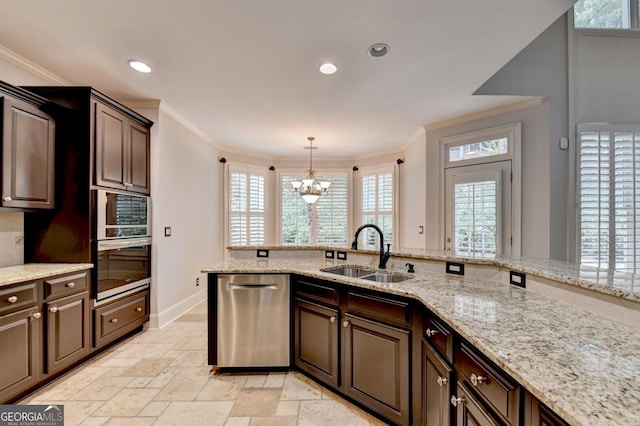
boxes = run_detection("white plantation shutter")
[579,124,640,272]
[229,168,265,246]
[453,180,498,256]
[281,173,348,245]
[361,169,394,250]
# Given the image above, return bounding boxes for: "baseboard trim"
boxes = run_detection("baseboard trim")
[148,288,207,329]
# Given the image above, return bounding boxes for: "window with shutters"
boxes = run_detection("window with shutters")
[280,172,348,245]
[229,166,266,246]
[359,167,394,250]
[578,123,640,272]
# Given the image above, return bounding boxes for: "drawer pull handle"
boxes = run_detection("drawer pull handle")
[437,376,448,386]
[7,296,18,304]
[66,282,75,288]
[342,320,350,328]
[470,373,487,386]
[3,196,12,202]
[425,328,439,337]
[450,395,464,407]
[30,312,41,320]
[49,306,58,313]
[111,318,118,324]
[330,316,336,323]
[135,307,143,312]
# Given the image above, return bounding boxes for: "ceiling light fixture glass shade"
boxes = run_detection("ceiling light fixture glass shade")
[292,137,331,204]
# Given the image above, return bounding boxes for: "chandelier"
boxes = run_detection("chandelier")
[291,137,331,204]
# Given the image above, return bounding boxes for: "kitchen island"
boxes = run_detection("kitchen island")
[204,252,640,426]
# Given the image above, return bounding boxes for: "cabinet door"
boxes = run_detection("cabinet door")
[1,96,55,209]
[294,298,339,388]
[454,381,502,426]
[0,307,41,402]
[343,313,410,426]
[95,102,127,190]
[45,291,91,374]
[127,121,150,194]
[424,341,453,426]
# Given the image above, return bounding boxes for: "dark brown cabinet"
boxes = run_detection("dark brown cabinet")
[453,381,503,426]
[0,282,41,402]
[423,341,453,426]
[1,82,55,209]
[94,289,149,348]
[343,312,411,425]
[95,102,150,194]
[45,289,91,374]
[294,298,340,388]
[523,392,569,426]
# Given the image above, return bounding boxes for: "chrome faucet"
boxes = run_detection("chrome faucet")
[351,224,391,269]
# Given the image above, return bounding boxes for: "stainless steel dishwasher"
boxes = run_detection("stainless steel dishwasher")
[217,274,290,368]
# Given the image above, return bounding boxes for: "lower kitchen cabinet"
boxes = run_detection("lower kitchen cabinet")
[45,291,91,374]
[423,340,453,426]
[294,298,340,388]
[0,306,41,402]
[523,392,569,426]
[94,289,149,348]
[343,312,411,426]
[453,381,503,426]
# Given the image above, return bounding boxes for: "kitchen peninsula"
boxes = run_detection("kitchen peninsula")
[204,247,640,426]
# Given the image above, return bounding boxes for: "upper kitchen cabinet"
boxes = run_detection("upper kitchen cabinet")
[1,81,55,209]
[23,87,153,195]
[95,102,150,194]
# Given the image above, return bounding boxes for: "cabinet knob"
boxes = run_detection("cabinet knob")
[437,376,448,386]
[342,320,350,328]
[49,306,58,313]
[124,182,133,188]
[111,318,118,324]
[66,282,75,288]
[470,373,487,386]
[450,395,464,407]
[7,295,18,304]
[135,307,142,312]
[330,316,336,323]
[30,312,41,320]
[425,328,439,337]
[3,196,12,202]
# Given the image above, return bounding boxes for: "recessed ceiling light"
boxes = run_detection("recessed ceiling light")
[128,60,151,73]
[368,43,390,58]
[319,63,338,75]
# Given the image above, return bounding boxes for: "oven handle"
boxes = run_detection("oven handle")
[97,237,152,251]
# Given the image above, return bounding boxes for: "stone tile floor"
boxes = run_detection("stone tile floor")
[19,301,388,425]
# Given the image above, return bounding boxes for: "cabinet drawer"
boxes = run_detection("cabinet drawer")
[95,292,148,343]
[294,277,339,307]
[423,311,454,362]
[455,341,519,424]
[44,271,89,300]
[346,291,411,328]
[0,282,38,315]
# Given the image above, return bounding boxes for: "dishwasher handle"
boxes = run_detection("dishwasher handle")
[228,283,279,291]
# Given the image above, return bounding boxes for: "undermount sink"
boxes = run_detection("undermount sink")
[360,273,412,283]
[321,266,412,283]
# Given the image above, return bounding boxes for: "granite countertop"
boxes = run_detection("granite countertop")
[203,258,640,426]
[0,263,94,288]
[227,245,640,303]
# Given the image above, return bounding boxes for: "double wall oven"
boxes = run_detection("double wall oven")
[95,189,151,303]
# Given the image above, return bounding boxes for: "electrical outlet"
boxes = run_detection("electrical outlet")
[196,277,200,287]
[14,235,24,245]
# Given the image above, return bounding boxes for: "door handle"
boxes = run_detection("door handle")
[228,284,278,290]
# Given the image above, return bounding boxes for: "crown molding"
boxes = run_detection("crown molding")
[0,44,71,85]
[423,97,547,132]
[158,101,224,150]
[118,99,161,109]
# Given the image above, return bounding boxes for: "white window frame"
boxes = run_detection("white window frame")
[276,168,351,245]
[439,122,522,256]
[354,164,398,249]
[225,163,271,247]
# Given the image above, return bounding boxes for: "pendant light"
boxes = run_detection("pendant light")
[291,137,331,204]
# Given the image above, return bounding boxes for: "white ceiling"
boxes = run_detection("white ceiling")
[0,0,574,158]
